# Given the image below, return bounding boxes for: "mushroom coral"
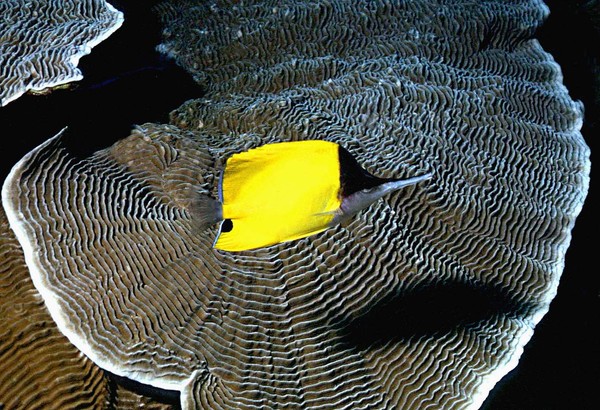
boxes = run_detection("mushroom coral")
[0,205,177,408]
[0,206,109,409]
[0,0,123,106]
[1,0,591,409]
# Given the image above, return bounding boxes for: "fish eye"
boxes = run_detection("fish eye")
[221,219,233,232]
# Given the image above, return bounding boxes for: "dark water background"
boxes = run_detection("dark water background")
[0,0,597,408]
[482,1,599,409]
[0,0,203,178]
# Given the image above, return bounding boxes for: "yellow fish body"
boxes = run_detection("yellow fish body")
[190,140,431,252]
[216,140,341,251]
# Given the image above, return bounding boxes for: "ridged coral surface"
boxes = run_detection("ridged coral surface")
[1,0,590,409]
[0,206,110,409]
[0,208,177,408]
[0,0,123,106]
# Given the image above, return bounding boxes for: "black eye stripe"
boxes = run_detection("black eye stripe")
[222,219,233,232]
[338,146,387,197]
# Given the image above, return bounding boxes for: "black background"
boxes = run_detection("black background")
[482,1,598,409]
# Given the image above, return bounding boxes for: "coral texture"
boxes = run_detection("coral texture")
[0,207,175,409]
[1,0,590,409]
[0,0,123,106]
[0,206,109,409]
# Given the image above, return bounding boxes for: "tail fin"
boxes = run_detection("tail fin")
[188,193,223,233]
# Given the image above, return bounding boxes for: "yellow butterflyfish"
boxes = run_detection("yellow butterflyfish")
[190,140,431,252]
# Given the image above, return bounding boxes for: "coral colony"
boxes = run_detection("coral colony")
[0,0,590,409]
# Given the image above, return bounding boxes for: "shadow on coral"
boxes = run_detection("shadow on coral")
[108,372,181,408]
[339,279,531,349]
